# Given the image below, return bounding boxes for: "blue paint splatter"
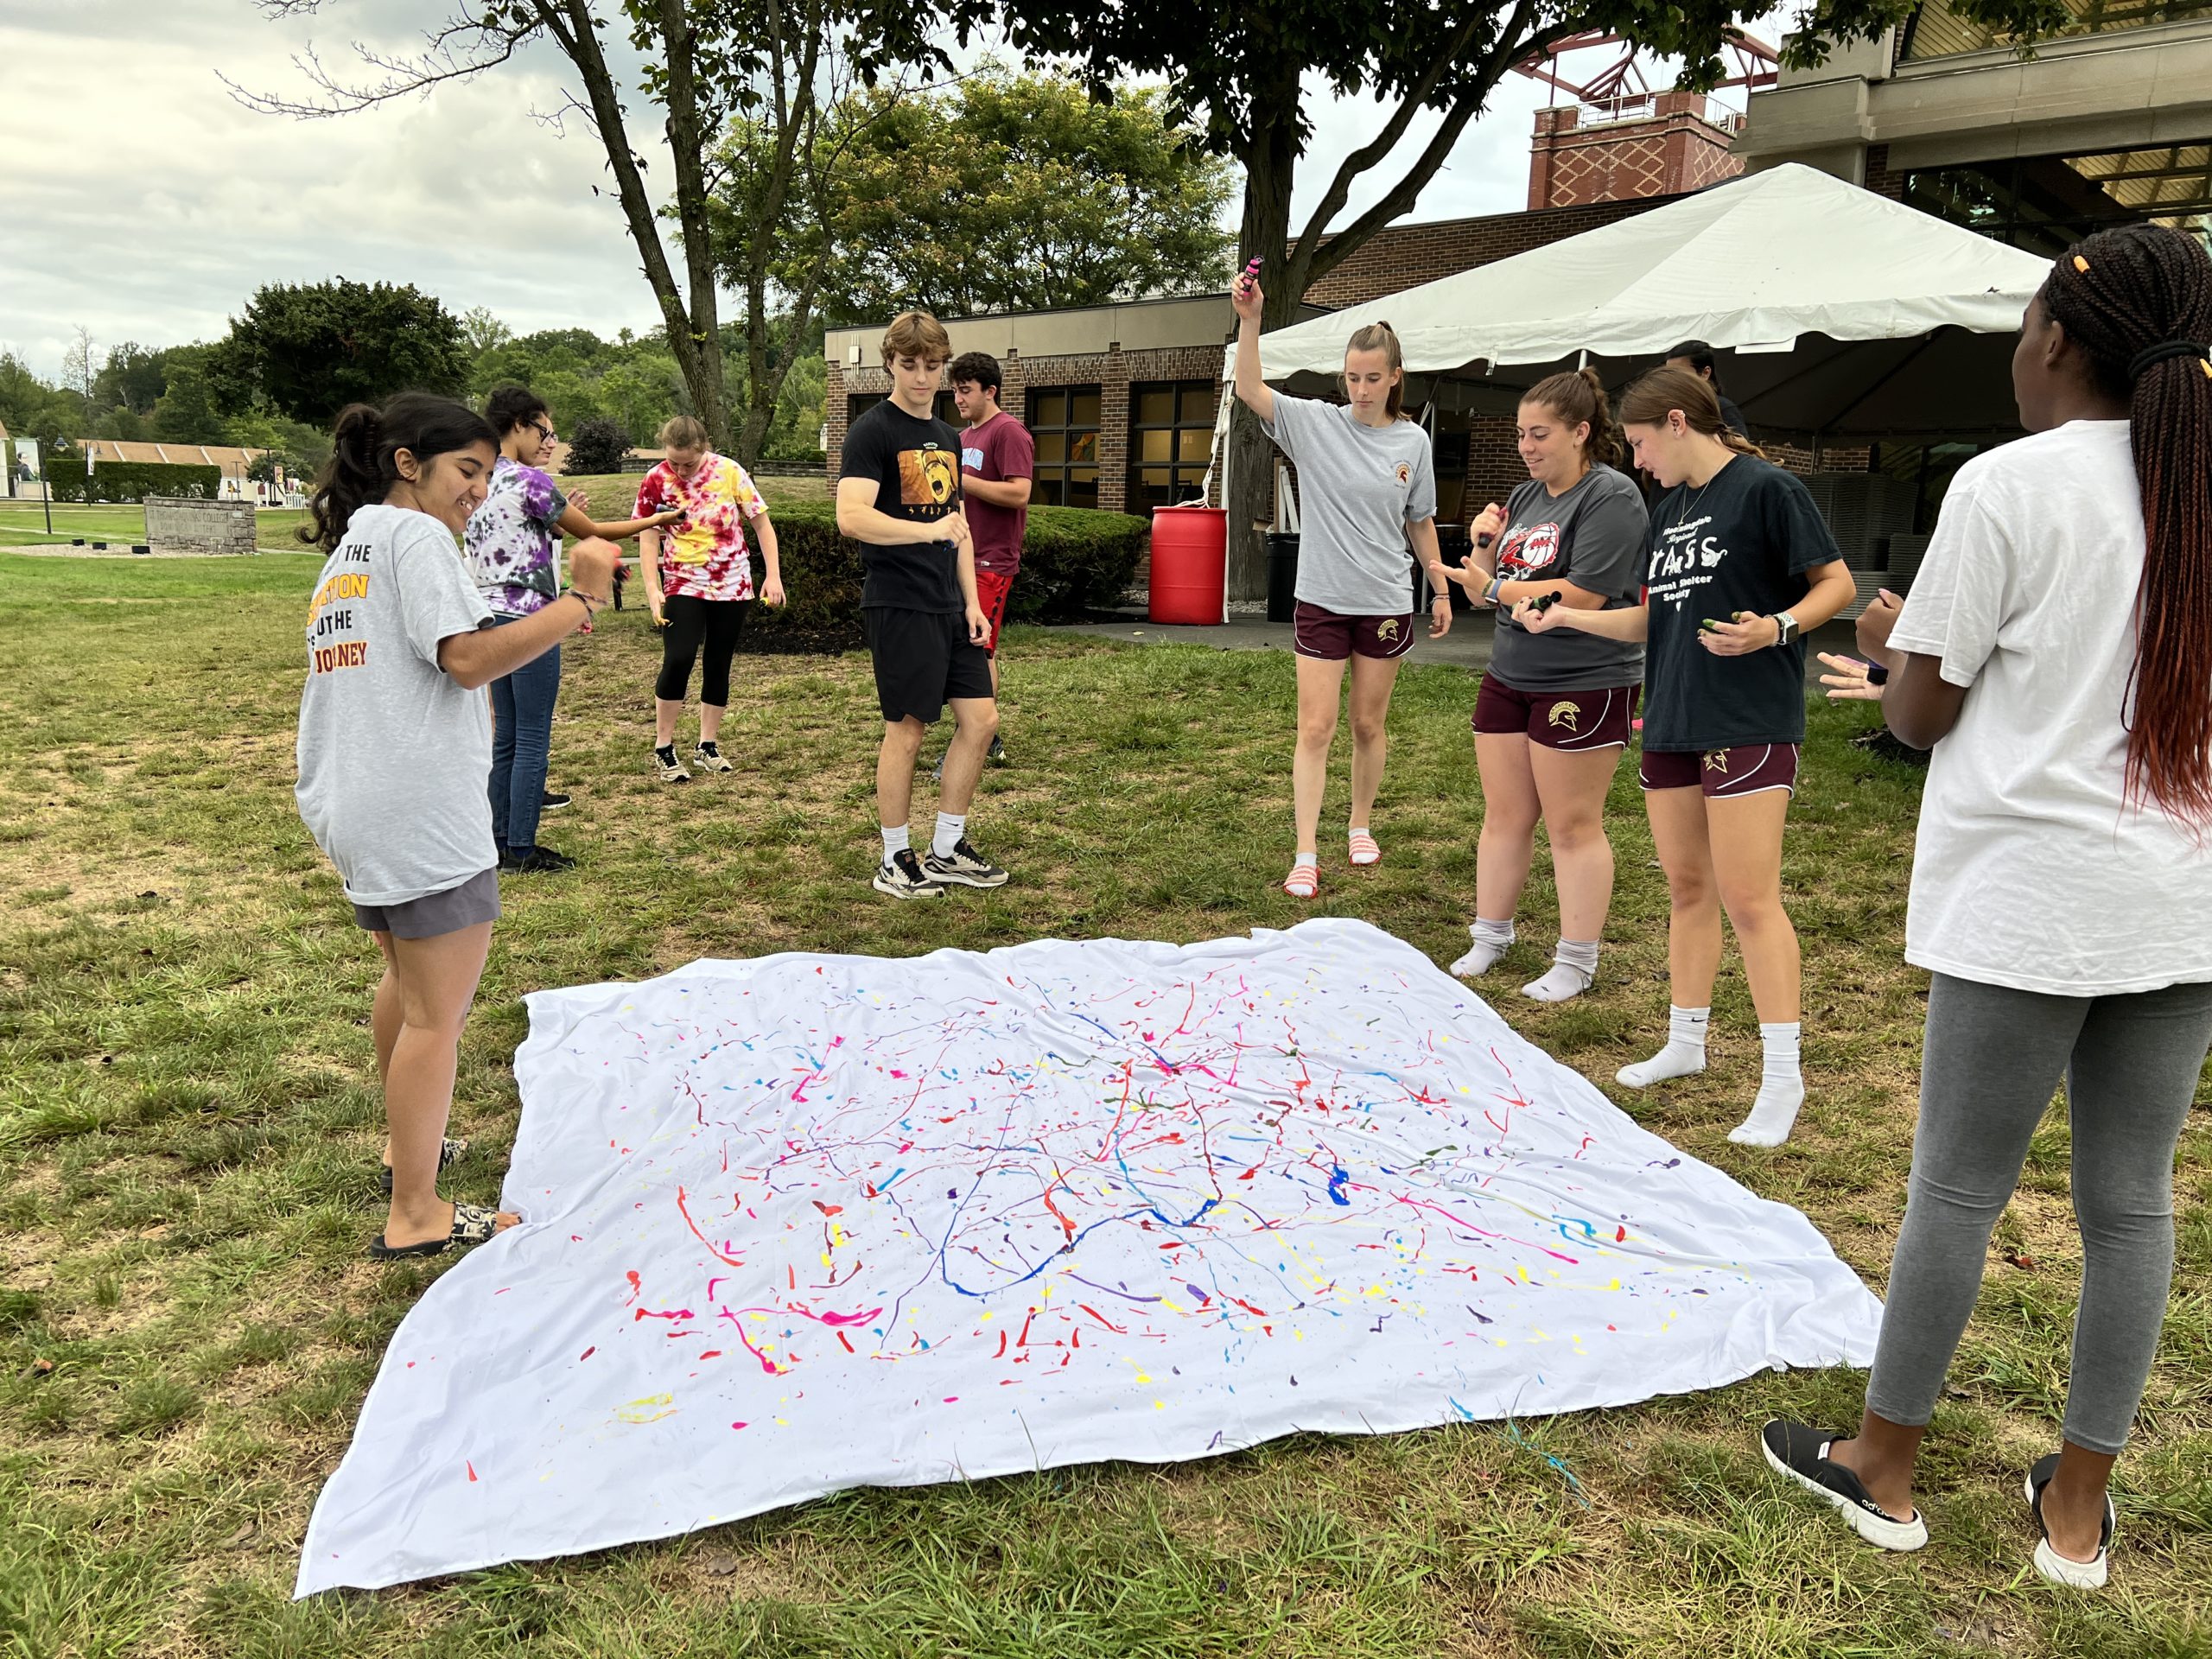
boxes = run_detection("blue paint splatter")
[1326,1166,1351,1206]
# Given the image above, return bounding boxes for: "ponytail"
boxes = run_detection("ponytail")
[1617,365,1769,461]
[1344,320,1407,420]
[2040,224,2212,823]
[1522,367,1623,469]
[300,391,499,551]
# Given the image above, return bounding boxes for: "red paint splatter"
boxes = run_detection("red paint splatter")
[1615,1226,1628,1242]
[731,1421,749,1430]
[623,1270,642,1305]
[812,1200,843,1216]
[699,1350,722,1360]
[579,1347,595,1361]
[994,1331,1007,1358]
[466,1461,478,1483]
[673,1188,747,1267]
[838,1332,855,1353]
[1077,1304,1127,1334]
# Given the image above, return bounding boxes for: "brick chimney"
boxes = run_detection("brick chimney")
[1527,90,1744,210]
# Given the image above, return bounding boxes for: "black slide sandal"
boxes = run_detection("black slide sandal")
[368,1200,505,1261]
[378,1135,468,1195]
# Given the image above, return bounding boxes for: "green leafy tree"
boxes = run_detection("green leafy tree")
[150,346,232,445]
[954,0,2068,589]
[805,68,1234,326]
[93,343,172,416]
[458,304,515,356]
[207,278,471,425]
[563,416,633,474]
[240,1,940,459]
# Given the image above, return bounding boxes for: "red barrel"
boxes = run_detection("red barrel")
[1147,505,1227,625]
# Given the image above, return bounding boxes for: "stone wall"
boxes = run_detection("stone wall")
[145,496,257,556]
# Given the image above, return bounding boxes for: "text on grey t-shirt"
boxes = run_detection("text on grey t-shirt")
[295,503,499,906]
[1487,463,1648,695]
[1262,394,1438,618]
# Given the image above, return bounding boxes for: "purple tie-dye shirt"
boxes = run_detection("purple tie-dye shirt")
[463,455,568,617]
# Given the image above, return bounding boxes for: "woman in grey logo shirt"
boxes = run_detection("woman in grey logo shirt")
[1231,270,1458,900]
[1446,370,1648,1004]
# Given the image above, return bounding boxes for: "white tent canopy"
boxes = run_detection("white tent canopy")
[1234,164,2057,439]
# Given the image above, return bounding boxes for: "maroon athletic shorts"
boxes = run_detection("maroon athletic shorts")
[1638,743,1802,798]
[1471,676,1638,752]
[1293,601,1416,662]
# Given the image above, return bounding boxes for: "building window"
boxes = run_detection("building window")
[1904,0,2212,59]
[1902,144,2210,256]
[1027,385,1101,509]
[1128,380,1218,512]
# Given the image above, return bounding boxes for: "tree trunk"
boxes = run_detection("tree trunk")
[1225,96,1299,603]
[654,0,731,454]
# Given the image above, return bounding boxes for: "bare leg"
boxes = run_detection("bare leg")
[1344,652,1403,833]
[1642,786,1723,1011]
[1825,1414,1929,1523]
[372,934,402,1165]
[1292,653,1348,854]
[655,698,683,747]
[876,717,927,839]
[1473,733,1540,923]
[378,923,518,1250]
[937,696,999,816]
[1528,742,1623,942]
[699,702,726,745]
[1707,790,1800,1023]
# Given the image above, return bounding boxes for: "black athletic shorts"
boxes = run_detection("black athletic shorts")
[864,607,994,725]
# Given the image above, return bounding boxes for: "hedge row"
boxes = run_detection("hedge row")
[739,502,1148,632]
[45,461,220,505]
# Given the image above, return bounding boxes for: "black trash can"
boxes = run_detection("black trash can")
[1266,531,1300,623]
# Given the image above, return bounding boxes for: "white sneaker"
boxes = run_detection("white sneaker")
[692,741,735,773]
[653,745,690,783]
[872,849,944,899]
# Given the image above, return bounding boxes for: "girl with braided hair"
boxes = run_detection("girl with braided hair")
[1758,223,2212,1590]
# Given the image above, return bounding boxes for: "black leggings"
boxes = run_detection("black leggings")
[656,594,748,705]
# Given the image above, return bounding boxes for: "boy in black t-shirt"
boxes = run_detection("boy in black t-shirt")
[835,310,1009,898]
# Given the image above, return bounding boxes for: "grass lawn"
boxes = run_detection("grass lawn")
[0,472,832,552]
[0,550,2205,1658]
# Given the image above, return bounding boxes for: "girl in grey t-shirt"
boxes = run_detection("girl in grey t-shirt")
[296,392,617,1264]
[1446,370,1648,1006]
[1231,270,1459,900]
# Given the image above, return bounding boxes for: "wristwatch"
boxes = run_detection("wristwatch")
[1772,610,1799,647]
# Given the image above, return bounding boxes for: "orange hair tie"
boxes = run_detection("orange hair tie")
[2073,255,2090,273]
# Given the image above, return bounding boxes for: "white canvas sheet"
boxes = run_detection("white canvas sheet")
[297,919,1882,1594]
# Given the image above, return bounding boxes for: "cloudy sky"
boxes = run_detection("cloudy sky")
[0,1,1743,378]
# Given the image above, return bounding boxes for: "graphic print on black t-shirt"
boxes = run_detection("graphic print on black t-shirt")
[840,400,964,612]
[1640,455,1840,753]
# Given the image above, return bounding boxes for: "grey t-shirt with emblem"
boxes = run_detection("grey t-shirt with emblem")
[1488,462,1648,695]
[295,503,498,906]
[1262,394,1438,617]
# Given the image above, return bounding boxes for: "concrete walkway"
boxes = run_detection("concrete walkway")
[1050,609,1862,684]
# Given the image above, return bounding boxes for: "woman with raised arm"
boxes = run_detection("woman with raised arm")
[464,385,683,872]
[295,392,618,1260]
[1516,367,1855,1146]
[1230,267,1455,899]
[1758,223,2212,1592]
[1448,369,1648,1003]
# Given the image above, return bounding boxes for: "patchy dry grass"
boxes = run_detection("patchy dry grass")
[1,550,2207,1657]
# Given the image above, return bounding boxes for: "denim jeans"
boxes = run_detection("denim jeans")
[487,615,561,855]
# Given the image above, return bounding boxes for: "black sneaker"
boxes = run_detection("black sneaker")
[541,790,572,811]
[502,846,577,874]
[654,745,690,783]
[987,734,1008,766]
[1759,1421,1928,1551]
[693,741,735,773]
[930,751,947,784]
[921,838,1009,889]
[873,848,944,899]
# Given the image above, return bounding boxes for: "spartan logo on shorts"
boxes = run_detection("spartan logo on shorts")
[1548,701,1581,734]
[1376,617,1402,642]
[1705,750,1729,773]
[898,447,958,509]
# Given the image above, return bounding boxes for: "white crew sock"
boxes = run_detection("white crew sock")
[1449,917,1516,978]
[1730,1021,1805,1147]
[1522,938,1599,1003]
[880,823,910,864]
[932,812,967,860]
[1294,849,1318,868]
[1617,1005,1710,1087]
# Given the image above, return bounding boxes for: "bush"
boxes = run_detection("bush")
[744,502,1147,637]
[563,418,632,475]
[45,460,220,504]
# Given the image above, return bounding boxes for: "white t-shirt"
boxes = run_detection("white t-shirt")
[295,504,497,906]
[1891,420,2212,996]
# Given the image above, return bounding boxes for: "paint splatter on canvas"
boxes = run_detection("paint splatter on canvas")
[296,919,1880,1594]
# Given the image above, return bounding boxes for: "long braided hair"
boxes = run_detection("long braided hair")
[2041,224,2212,823]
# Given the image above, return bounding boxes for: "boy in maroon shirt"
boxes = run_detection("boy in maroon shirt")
[950,351,1033,765]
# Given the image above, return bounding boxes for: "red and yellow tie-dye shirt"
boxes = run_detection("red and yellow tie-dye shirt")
[634,454,768,601]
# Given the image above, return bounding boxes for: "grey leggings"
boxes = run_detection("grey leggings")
[1867,972,2212,1454]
